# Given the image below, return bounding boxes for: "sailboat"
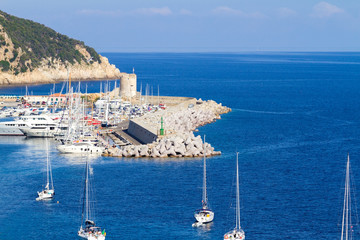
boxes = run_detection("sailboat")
[192,135,214,227]
[224,152,245,240]
[341,154,356,240]
[78,160,106,240]
[36,139,55,201]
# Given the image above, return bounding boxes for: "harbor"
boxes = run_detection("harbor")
[0,73,231,158]
[1,0,358,238]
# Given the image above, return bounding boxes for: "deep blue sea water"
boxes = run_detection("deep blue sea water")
[1,52,360,239]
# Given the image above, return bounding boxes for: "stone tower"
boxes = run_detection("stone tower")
[120,73,137,100]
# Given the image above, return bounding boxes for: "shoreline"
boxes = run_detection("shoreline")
[0,77,121,88]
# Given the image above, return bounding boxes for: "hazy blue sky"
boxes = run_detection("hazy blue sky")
[2,0,360,52]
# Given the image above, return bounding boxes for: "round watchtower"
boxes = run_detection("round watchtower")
[120,73,137,100]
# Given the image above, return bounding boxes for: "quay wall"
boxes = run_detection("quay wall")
[127,119,158,144]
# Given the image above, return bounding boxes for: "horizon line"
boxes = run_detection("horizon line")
[99,50,360,54]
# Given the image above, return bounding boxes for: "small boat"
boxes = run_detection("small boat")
[36,139,55,201]
[192,135,214,227]
[340,154,357,240]
[57,142,104,155]
[78,160,106,240]
[224,153,245,240]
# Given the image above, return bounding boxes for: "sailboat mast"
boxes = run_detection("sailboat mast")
[236,152,241,230]
[82,99,85,139]
[46,139,49,190]
[341,154,350,240]
[345,155,350,240]
[47,138,54,190]
[85,160,89,221]
[158,85,160,106]
[68,72,72,119]
[139,83,142,106]
[202,135,207,207]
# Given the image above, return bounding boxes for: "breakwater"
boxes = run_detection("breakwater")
[104,98,231,158]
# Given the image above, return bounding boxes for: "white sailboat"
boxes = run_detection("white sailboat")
[224,152,245,240]
[36,139,55,201]
[78,160,106,240]
[192,135,214,227]
[341,154,355,240]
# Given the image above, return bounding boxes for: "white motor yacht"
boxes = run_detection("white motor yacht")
[57,142,104,155]
[0,115,57,136]
[0,121,26,135]
[19,115,61,137]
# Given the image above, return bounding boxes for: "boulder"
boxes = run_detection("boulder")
[140,145,149,156]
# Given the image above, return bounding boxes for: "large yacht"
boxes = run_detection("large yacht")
[19,114,65,137]
[0,120,27,135]
[0,115,56,136]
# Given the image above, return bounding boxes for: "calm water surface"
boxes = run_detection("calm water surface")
[1,52,360,239]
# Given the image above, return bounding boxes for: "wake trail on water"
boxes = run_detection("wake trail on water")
[233,108,294,115]
[238,137,355,155]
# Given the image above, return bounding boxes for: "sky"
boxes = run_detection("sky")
[1,0,360,52]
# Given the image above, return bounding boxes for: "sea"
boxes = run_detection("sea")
[1,52,360,239]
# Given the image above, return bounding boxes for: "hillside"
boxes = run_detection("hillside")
[0,10,121,85]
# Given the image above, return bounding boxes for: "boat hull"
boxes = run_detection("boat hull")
[194,209,214,225]
[78,229,105,240]
[36,189,55,201]
[57,144,104,155]
[0,126,25,136]
[224,229,245,240]
[20,128,56,138]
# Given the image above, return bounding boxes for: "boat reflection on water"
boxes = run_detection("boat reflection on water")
[62,154,101,166]
[0,135,26,145]
[196,221,213,231]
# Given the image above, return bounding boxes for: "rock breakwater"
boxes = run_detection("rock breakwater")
[109,132,221,158]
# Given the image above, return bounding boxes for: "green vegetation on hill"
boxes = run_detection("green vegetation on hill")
[0,10,101,73]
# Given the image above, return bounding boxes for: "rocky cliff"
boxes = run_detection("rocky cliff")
[0,10,121,85]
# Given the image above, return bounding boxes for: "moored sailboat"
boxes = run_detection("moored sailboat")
[78,160,106,240]
[192,135,214,227]
[340,154,357,240]
[36,139,55,201]
[224,152,245,240]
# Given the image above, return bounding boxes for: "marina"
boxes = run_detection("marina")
[1,52,360,239]
[0,78,230,158]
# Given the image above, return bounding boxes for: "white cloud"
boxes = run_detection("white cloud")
[277,7,297,18]
[213,6,244,16]
[312,2,344,18]
[134,7,172,16]
[179,9,192,15]
[212,6,265,19]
